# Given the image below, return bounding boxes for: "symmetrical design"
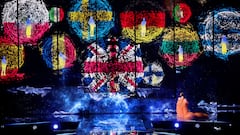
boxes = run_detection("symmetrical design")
[83,37,144,93]
[67,0,114,43]
[143,62,165,87]
[49,7,65,23]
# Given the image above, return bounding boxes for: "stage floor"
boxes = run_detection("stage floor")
[0,112,239,135]
[0,85,239,134]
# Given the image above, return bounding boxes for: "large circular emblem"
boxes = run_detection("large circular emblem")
[198,7,240,60]
[120,0,165,44]
[2,0,50,45]
[83,37,144,93]
[160,24,202,70]
[41,33,76,70]
[67,0,114,43]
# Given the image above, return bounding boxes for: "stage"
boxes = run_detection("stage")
[0,0,240,134]
[0,113,238,135]
[0,85,239,135]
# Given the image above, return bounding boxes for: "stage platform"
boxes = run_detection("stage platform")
[0,112,239,135]
[0,85,239,134]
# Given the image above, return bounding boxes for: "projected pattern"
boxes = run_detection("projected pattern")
[198,8,240,60]
[68,0,114,43]
[0,37,24,77]
[83,37,144,93]
[172,2,192,23]
[160,24,202,69]
[143,62,165,87]
[49,7,64,23]
[2,0,50,45]
[120,0,165,44]
[41,33,76,70]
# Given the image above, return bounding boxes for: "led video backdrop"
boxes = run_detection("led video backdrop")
[0,0,240,116]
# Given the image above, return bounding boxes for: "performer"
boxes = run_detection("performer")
[176,92,208,121]
[107,69,119,93]
[1,56,7,76]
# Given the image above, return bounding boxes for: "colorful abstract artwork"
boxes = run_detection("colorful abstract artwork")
[120,0,165,44]
[2,0,50,45]
[40,33,76,70]
[83,37,144,93]
[143,62,165,87]
[198,7,240,60]
[1,1,240,129]
[67,0,114,43]
[172,2,192,23]
[0,36,25,79]
[159,24,202,70]
[49,7,65,23]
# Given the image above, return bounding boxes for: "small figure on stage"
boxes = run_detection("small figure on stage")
[176,92,209,121]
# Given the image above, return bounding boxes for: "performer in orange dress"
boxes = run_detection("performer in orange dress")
[176,92,208,121]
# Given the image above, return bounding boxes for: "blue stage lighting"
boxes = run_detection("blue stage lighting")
[174,122,180,128]
[53,123,59,130]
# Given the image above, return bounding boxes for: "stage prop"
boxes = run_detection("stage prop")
[67,0,114,43]
[198,7,240,60]
[119,0,165,44]
[1,0,51,45]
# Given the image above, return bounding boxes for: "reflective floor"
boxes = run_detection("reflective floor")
[1,112,239,135]
[1,85,239,134]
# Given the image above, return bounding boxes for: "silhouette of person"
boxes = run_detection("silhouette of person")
[58,52,67,69]
[1,56,7,76]
[176,92,208,121]
[221,35,228,54]
[178,45,183,62]
[140,18,146,37]
[88,16,96,37]
[109,72,119,93]
[26,16,32,38]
